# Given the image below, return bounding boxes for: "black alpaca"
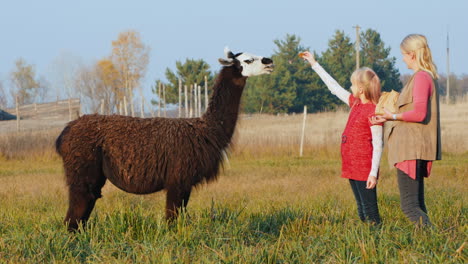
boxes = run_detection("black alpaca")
[55,48,274,231]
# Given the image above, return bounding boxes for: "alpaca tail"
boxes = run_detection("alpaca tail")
[55,125,71,156]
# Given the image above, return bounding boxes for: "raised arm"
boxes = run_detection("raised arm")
[300,51,351,105]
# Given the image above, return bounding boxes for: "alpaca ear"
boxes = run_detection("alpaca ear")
[224,46,235,59]
[218,58,234,66]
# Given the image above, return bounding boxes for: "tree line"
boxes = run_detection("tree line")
[0,28,466,114]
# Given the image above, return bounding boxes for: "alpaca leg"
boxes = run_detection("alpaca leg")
[64,184,96,231]
[64,170,106,231]
[165,186,192,221]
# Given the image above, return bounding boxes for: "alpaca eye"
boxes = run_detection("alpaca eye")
[244,59,254,64]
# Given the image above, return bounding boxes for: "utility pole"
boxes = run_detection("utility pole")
[353,25,361,70]
[446,29,450,104]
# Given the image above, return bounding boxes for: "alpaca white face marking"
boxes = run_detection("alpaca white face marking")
[218,47,274,77]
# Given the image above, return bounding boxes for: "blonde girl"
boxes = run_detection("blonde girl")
[302,51,383,225]
[371,34,441,226]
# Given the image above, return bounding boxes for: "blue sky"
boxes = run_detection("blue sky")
[1,0,466,103]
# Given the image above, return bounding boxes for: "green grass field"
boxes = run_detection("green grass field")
[1,102,467,263]
[0,150,466,263]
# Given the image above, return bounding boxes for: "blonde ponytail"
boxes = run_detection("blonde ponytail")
[401,34,439,79]
[351,67,381,104]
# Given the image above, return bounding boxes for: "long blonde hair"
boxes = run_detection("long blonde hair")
[400,34,439,79]
[350,67,381,104]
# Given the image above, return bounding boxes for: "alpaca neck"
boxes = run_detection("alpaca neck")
[202,66,247,140]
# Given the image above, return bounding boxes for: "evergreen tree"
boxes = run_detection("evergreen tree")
[360,29,402,92]
[152,59,214,105]
[243,34,311,113]
[317,30,356,110]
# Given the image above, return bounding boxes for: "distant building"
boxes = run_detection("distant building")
[0,109,16,120]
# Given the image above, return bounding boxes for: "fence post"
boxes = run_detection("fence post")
[69,97,72,120]
[204,76,208,112]
[141,96,145,118]
[198,84,201,116]
[123,96,128,116]
[193,83,197,117]
[158,81,161,117]
[299,105,307,157]
[15,95,20,132]
[163,84,167,117]
[184,85,188,118]
[100,99,105,115]
[189,85,193,118]
[78,98,82,117]
[178,78,182,118]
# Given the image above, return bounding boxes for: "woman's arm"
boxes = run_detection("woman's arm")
[301,51,350,105]
[377,72,433,122]
[367,125,383,189]
[401,71,433,122]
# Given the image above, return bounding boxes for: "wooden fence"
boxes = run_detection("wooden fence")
[4,98,81,121]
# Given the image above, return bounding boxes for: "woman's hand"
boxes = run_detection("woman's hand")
[369,115,386,125]
[366,175,378,189]
[369,108,394,125]
[300,51,317,66]
[381,108,395,120]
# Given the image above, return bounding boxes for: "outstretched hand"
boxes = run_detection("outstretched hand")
[299,51,317,66]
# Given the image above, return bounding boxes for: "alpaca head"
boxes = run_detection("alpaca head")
[218,47,274,77]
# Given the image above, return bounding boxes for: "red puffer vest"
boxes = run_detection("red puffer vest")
[341,95,377,181]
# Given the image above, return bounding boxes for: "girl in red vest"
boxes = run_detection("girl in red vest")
[301,51,383,225]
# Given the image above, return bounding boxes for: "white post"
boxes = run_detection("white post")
[15,95,20,132]
[178,78,182,118]
[69,97,73,120]
[198,84,201,116]
[163,84,167,117]
[184,85,188,118]
[124,96,128,116]
[189,85,193,118]
[194,83,198,117]
[141,96,145,118]
[446,31,450,104]
[100,99,104,115]
[158,81,161,117]
[299,105,307,157]
[204,76,208,112]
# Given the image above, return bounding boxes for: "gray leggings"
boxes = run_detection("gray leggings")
[397,160,431,226]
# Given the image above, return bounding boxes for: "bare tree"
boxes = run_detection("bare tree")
[48,52,83,100]
[36,76,51,103]
[10,58,40,104]
[75,64,101,113]
[76,58,124,114]
[111,30,150,117]
[96,58,121,114]
[0,81,7,108]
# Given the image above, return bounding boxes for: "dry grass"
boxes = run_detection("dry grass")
[232,100,468,157]
[0,101,466,160]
